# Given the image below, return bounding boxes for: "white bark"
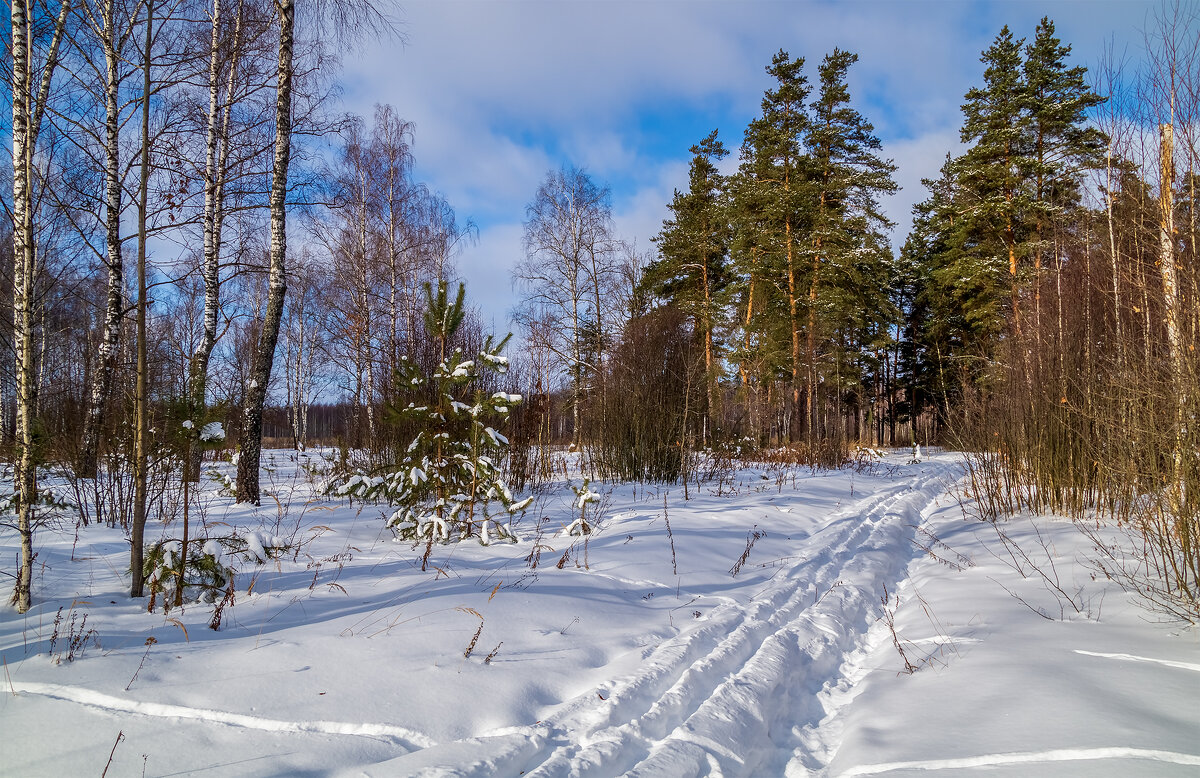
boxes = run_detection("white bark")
[1160,123,1186,519]
[236,0,293,505]
[515,167,615,448]
[10,0,70,613]
[78,0,127,478]
[185,0,243,481]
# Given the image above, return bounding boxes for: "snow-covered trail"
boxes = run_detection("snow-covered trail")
[7,452,1197,776]
[361,462,956,777]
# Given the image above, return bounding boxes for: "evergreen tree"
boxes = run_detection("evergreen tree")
[727,163,791,443]
[957,24,1030,334]
[900,157,989,429]
[642,129,732,443]
[728,48,899,446]
[733,49,813,442]
[806,48,898,439]
[906,18,1107,425]
[1023,17,1106,330]
[335,282,531,549]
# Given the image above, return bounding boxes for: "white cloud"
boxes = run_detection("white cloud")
[333,0,1161,298]
[612,157,689,257]
[456,157,688,332]
[454,221,525,333]
[880,129,966,246]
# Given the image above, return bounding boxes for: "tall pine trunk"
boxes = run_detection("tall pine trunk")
[236,0,293,504]
[787,219,804,444]
[700,256,714,445]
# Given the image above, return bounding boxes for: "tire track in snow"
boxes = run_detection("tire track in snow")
[785,486,955,776]
[512,464,956,777]
[11,681,435,751]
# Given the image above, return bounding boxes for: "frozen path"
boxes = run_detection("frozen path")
[9,452,1193,777]
[362,463,956,776]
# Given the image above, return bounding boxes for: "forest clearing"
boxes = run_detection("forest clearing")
[2,449,1198,776]
[4,0,1200,775]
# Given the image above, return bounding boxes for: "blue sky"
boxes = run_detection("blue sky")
[337,0,1158,330]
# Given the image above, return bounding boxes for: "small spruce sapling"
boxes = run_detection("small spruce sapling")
[335,282,532,545]
[142,539,232,612]
[563,478,600,536]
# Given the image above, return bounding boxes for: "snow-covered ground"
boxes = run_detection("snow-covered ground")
[1,450,1196,776]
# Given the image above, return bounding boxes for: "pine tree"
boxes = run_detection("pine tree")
[806,48,898,441]
[901,156,989,428]
[958,25,1030,335]
[733,50,813,442]
[642,129,731,443]
[1022,17,1106,333]
[335,282,531,550]
[727,163,790,444]
[905,18,1107,434]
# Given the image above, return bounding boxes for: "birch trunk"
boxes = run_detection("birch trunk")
[10,0,69,613]
[236,0,293,505]
[589,246,606,444]
[290,309,308,449]
[358,173,375,445]
[79,0,126,479]
[10,0,35,613]
[570,280,581,449]
[187,0,242,481]
[1159,123,1186,525]
[1106,139,1122,366]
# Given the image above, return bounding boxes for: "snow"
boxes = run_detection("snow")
[2,450,1196,776]
[199,422,225,442]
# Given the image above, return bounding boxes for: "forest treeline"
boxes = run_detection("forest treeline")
[3,4,1197,618]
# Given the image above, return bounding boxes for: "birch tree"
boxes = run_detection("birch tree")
[234,0,390,503]
[9,0,71,612]
[514,166,616,448]
[235,0,294,504]
[72,0,136,478]
[184,0,275,480]
[281,248,328,450]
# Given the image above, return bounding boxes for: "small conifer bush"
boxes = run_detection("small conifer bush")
[334,282,532,545]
